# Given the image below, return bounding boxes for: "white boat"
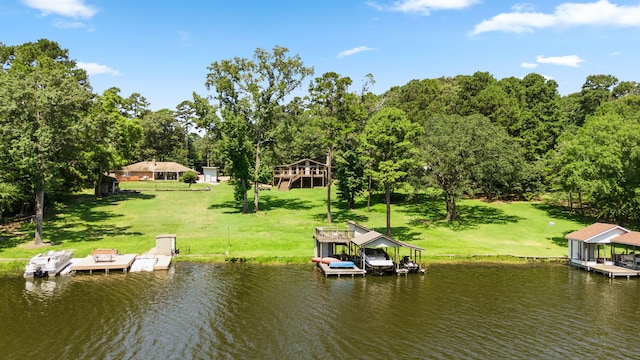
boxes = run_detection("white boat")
[360,247,395,275]
[24,250,74,278]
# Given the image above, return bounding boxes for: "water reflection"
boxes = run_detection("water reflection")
[4,263,640,359]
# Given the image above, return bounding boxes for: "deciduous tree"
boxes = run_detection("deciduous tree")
[362,107,420,235]
[421,114,525,221]
[206,46,313,212]
[0,39,92,244]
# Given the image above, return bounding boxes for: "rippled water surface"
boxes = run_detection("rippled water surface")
[2,262,640,359]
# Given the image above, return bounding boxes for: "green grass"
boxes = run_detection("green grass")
[0,180,592,275]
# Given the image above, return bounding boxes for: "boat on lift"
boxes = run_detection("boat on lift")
[24,250,74,278]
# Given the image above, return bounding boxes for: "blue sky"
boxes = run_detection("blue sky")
[2,0,640,110]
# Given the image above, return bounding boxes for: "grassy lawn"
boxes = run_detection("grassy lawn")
[0,180,592,274]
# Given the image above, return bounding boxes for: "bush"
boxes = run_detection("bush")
[180,171,198,187]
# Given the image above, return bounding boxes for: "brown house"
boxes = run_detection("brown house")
[113,161,197,181]
[272,159,329,191]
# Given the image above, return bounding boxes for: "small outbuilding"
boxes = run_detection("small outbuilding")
[201,166,219,183]
[99,175,119,196]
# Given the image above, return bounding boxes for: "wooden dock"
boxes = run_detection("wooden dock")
[71,254,138,274]
[317,263,367,277]
[130,254,172,272]
[570,263,640,279]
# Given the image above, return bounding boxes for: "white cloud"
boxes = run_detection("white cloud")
[23,0,98,18]
[536,55,584,67]
[52,18,88,29]
[337,46,374,59]
[367,0,480,15]
[472,0,640,35]
[610,51,621,56]
[76,62,120,76]
[521,62,538,69]
[511,3,536,12]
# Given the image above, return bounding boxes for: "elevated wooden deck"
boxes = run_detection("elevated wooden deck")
[273,159,329,190]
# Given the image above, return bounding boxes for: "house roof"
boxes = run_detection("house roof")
[120,161,196,173]
[351,230,424,251]
[565,222,628,242]
[611,231,640,246]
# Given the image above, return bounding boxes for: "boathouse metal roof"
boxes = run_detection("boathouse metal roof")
[565,222,629,242]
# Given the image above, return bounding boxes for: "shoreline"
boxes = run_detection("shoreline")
[1,254,568,278]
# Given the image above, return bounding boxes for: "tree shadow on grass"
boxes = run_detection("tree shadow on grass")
[208,200,245,214]
[531,203,594,225]
[257,193,315,211]
[208,193,315,214]
[404,198,522,231]
[311,205,369,224]
[551,236,569,248]
[390,225,422,242]
[0,229,29,249]
[39,192,151,246]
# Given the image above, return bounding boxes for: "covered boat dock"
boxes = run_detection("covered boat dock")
[312,221,424,277]
[566,223,640,278]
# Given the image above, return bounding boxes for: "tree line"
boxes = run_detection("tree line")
[2,39,640,244]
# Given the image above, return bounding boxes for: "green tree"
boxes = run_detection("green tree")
[191,93,222,168]
[175,100,197,165]
[308,72,353,223]
[554,97,640,224]
[334,76,379,209]
[219,110,254,212]
[579,74,618,125]
[138,109,183,162]
[83,87,143,198]
[362,107,420,235]
[0,182,19,220]
[206,46,313,212]
[421,114,525,221]
[180,170,198,187]
[0,39,92,244]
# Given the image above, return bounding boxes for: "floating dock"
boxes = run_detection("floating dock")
[569,262,640,279]
[71,254,138,274]
[317,262,367,277]
[130,254,172,272]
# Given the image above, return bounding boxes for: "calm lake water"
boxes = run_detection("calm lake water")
[2,262,640,359]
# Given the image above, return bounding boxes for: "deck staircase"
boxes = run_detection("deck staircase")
[277,174,302,191]
[278,179,291,191]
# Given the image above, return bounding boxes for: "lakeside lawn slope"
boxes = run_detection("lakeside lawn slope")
[1,181,591,272]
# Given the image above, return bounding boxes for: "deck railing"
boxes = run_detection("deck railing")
[314,227,353,241]
[273,166,327,177]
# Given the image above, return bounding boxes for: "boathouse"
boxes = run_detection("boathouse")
[566,222,629,267]
[272,159,329,191]
[313,221,424,276]
[564,223,640,278]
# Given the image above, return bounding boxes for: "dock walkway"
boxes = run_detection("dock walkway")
[71,254,137,274]
[570,263,640,279]
[70,252,173,274]
[317,263,366,277]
